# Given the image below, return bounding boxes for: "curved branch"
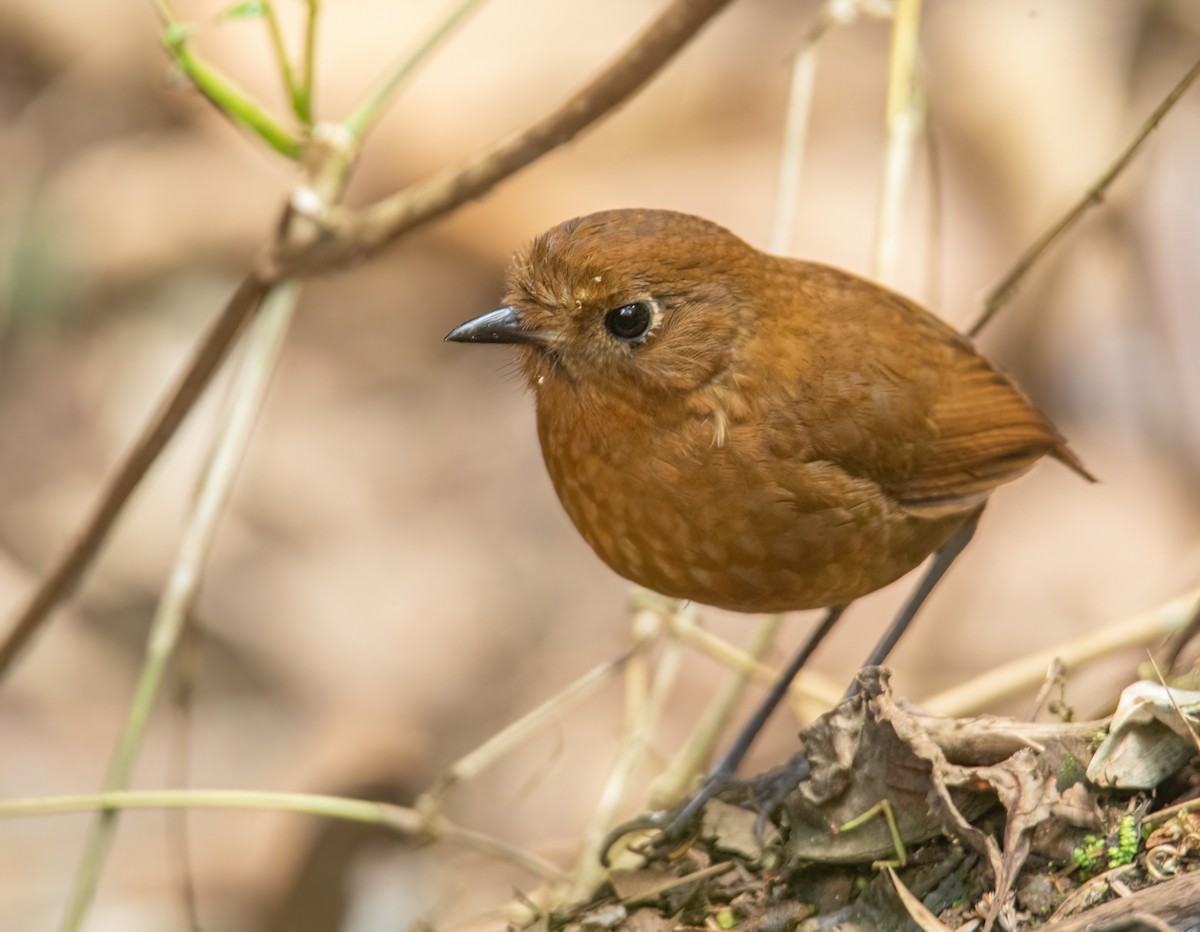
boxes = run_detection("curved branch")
[0,0,737,679]
[293,0,737,271]
[0,271,270,678]
[970,56,1200,338]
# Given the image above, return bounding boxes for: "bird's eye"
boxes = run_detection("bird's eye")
[604,302,653,343]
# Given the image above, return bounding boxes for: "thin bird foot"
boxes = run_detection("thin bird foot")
[600,752,815,866]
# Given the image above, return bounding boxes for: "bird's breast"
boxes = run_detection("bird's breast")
[533,384,965,613]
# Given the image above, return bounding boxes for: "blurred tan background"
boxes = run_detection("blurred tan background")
[1,0,1198,928]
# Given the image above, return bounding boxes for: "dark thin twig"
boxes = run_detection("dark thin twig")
[970,56,1200,338]
[0,272,269,677]
[291,0,737,272]
[0,0,737,680]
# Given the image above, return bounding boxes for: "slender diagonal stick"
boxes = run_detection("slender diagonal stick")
[970,56,1200,338]
[291,0,737,271]
[0,0,736,681]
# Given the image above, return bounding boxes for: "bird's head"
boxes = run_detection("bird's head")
[446,209,761,398]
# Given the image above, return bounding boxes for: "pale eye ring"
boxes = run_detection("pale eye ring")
[604,302,653,342]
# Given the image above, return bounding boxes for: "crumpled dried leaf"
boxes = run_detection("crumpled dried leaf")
[702,798,779,860]
[786,670,1105,932]
[786,674,993,864]
[1086,681,1200,789]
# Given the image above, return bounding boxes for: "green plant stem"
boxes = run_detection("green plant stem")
[299,0,320,123]
[0,790,566,882]
[58,282,301,932]
[170,41,303,159]
[343,0,489,140]
[261,2,306,123]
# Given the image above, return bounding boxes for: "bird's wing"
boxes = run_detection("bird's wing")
[788,264,1092,513]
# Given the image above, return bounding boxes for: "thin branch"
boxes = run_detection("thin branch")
[260,2,305,122]
[920,586,1200,717]
[0,0,734,681]
[569,605,684,900]
[0,789,567,883]
[648,613,783,808]
[425,650,634,802]
[59,282,302,932]
[163,26,303,159]
[298,0,319,123]
[969,55,1200,338]
[768,11,833,254]
[922,96,944,311]
[343,0,491,141]
[0,271,269,678]
[301,0,737,271]
[871,0,923,285]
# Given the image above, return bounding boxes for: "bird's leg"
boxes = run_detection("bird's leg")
[602,511,983,863]
[707,604,847,781]
[746,509,983,830]
[845,508,981,698]
[601,604,846,863]
[716,509,980,787]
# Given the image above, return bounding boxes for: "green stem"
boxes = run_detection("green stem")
[298,0,320,124]
[164,30,302,159]
[57,282,301,932]
[343,0,489,140]
[261,2,306,123]
[1,789,566,882]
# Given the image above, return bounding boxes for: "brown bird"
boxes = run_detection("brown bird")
[447,208,1091,823]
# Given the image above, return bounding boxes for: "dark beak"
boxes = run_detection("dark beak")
[445,306,545,345]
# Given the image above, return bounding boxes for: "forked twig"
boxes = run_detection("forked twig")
[0,789,566,883]
[295,0,737,271]
[0,0,737,681]
[0,271,270,677]
[970,56,1200,338]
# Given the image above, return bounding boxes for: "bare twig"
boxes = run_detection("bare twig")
[0,270,269,678]
[0,789,567,883]
[921,586,1200,716]
[1146,652,1200,754]
[58,282,302,932]
[648,613,782,808]
[969,56,1200,337]
[300,0,737,270]
[0,0,735,681]
[769,9,836,254]
[570,603,684,899]
[871,0,924,285]
[343,0,492,140]
[58,122,360,931]
[423,650,636,805]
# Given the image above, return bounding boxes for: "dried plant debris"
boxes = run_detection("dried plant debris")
[1087,682,1200,789]
[524,671,1200,932]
